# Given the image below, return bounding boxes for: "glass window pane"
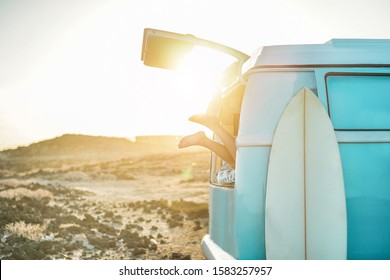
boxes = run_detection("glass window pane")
[327,75,390,130]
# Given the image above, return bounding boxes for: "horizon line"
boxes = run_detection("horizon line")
[0,133,184,152]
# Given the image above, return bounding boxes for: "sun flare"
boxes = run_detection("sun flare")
[175,46,237,114]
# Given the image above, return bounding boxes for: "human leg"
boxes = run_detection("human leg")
[178,131,235,167]
[189,114,236,162]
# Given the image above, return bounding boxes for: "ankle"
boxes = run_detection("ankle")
[196,131,207,146]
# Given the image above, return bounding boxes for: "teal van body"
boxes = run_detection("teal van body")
[202,39,390,260]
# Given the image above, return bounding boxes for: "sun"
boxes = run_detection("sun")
[141,45,239,137]
[174,46,237,115]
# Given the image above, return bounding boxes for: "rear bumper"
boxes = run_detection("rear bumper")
[201,234,236,260]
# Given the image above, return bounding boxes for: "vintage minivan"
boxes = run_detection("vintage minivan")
[141,29,390,260]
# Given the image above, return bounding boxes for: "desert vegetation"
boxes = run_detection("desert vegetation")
[0,134,210,260]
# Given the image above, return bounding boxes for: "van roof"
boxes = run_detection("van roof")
[254,39,390,67]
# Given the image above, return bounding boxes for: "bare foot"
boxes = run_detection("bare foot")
[178,131,206,148]
[188,114,220,130]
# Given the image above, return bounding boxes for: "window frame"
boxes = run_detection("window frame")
[209,84,245,188]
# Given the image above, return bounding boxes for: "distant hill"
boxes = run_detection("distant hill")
[0,134,180,159]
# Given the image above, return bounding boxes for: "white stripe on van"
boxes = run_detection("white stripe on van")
[236,135,273,147]
[236,131,390,147]
[335,131,390,143]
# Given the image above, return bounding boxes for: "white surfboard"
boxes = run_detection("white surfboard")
[265,87,347,260]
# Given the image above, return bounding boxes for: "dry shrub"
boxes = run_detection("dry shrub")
[0,187,53,201]
[5,221,46,241]
[0,179,26,188]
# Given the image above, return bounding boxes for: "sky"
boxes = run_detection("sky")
[1,0,390,150]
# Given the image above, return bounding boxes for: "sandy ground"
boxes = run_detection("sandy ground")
[0,145,211,260]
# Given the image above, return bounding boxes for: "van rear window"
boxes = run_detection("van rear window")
[326,74,390,130]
